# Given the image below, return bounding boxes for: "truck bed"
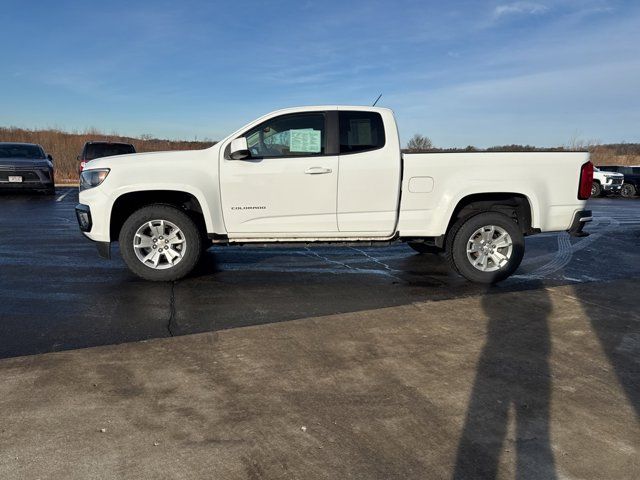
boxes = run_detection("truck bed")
[398,152,589,237]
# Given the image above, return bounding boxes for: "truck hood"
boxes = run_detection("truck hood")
[85,150,201,170]
[0,158,52,169]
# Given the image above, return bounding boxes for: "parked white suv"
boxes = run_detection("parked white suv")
[76,106,593,284]
[592,167,624,197]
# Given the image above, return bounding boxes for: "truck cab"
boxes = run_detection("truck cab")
[76,105,593,284]
[220,107,401,238]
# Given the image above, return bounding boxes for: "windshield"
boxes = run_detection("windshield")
[0,144,45,159]
[610,166,640,175]
[84,143,135,160]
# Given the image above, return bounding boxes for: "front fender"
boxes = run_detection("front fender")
[107,183,217,234]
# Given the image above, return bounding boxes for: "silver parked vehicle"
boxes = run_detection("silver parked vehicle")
[0,143,55,195]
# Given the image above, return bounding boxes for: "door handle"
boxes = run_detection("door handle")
[305,167,332,175]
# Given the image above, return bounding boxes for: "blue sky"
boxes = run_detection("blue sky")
[1,0,639,147]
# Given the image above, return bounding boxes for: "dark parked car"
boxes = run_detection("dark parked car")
[0,142,55,195]
[599,165,640,197]
[78,141,136,173]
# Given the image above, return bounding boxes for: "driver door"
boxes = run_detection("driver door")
[220,111,339,236]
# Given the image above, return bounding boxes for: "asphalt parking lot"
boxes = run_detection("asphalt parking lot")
[0,189,638,479]
[1,189,639,359]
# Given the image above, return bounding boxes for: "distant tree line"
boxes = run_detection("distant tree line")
[404,133,640,166]
[0,126,216,182]
[2,125,638,182]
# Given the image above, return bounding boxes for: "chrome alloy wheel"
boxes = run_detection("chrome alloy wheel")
[466,225,513,272]
[133,219,186,270]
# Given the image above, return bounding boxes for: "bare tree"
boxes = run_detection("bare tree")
[406,134,433,152]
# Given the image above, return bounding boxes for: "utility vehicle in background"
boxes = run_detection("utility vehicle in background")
[78,141,135,174]
[591,167,623,197]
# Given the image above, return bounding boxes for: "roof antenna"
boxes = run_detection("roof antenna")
[372,94,382,106]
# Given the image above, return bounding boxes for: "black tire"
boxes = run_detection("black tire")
[591,181,602,197]
[621,183,637,198]
[43,187,56,195]
[119,204,203,281]
[407,242,442,254]
[446,212,525,284]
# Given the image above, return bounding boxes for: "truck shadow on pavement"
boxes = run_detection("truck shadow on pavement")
[453,281,556,479]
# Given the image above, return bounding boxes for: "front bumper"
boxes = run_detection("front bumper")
[75,203,93,232]
[567,209,592,237]
[602,183,622,192]
[0,168,54,190]
[76,203,111,259]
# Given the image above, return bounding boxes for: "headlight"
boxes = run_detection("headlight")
[80,168,110,192]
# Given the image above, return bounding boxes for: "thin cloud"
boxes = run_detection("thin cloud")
[494,2,549,18]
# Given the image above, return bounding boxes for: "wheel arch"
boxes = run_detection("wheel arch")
[437,192,535,248]
[109,189,210,242]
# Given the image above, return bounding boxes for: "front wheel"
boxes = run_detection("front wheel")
[591,182,602,197]
[446,212,525,284]
[621,183,637,198]
[119,204,203,281]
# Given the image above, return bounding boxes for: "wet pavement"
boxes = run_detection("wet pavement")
[0,189,639,359]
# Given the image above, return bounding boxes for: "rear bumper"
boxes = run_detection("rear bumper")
[567,209,592,237]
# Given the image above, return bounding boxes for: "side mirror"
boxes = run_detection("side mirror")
[230,137,250,160]
[47,154,54,162]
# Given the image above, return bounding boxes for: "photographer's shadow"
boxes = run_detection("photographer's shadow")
[453,281,556,479]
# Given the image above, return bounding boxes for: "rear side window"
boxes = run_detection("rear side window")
[339,111,385,154]
[84,143,135,160]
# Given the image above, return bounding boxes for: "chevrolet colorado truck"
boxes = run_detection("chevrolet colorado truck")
[75,106,593,283]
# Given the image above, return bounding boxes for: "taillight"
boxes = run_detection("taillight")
[79,161,86,172]
[578,161,594,200]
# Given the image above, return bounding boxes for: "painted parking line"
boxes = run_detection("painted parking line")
[56,190,74,202]
[56,188,78,202]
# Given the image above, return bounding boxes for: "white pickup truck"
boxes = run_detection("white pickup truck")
[591,167,624,197]
[76,106,593,283]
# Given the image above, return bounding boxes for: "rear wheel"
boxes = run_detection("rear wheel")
[591,181,602,197]
[446,212,524,284]
[119,204,202,281]
[621,183,636,198]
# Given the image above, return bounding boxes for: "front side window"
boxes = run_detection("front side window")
[339,111,385,154]
[244,113,325,158]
